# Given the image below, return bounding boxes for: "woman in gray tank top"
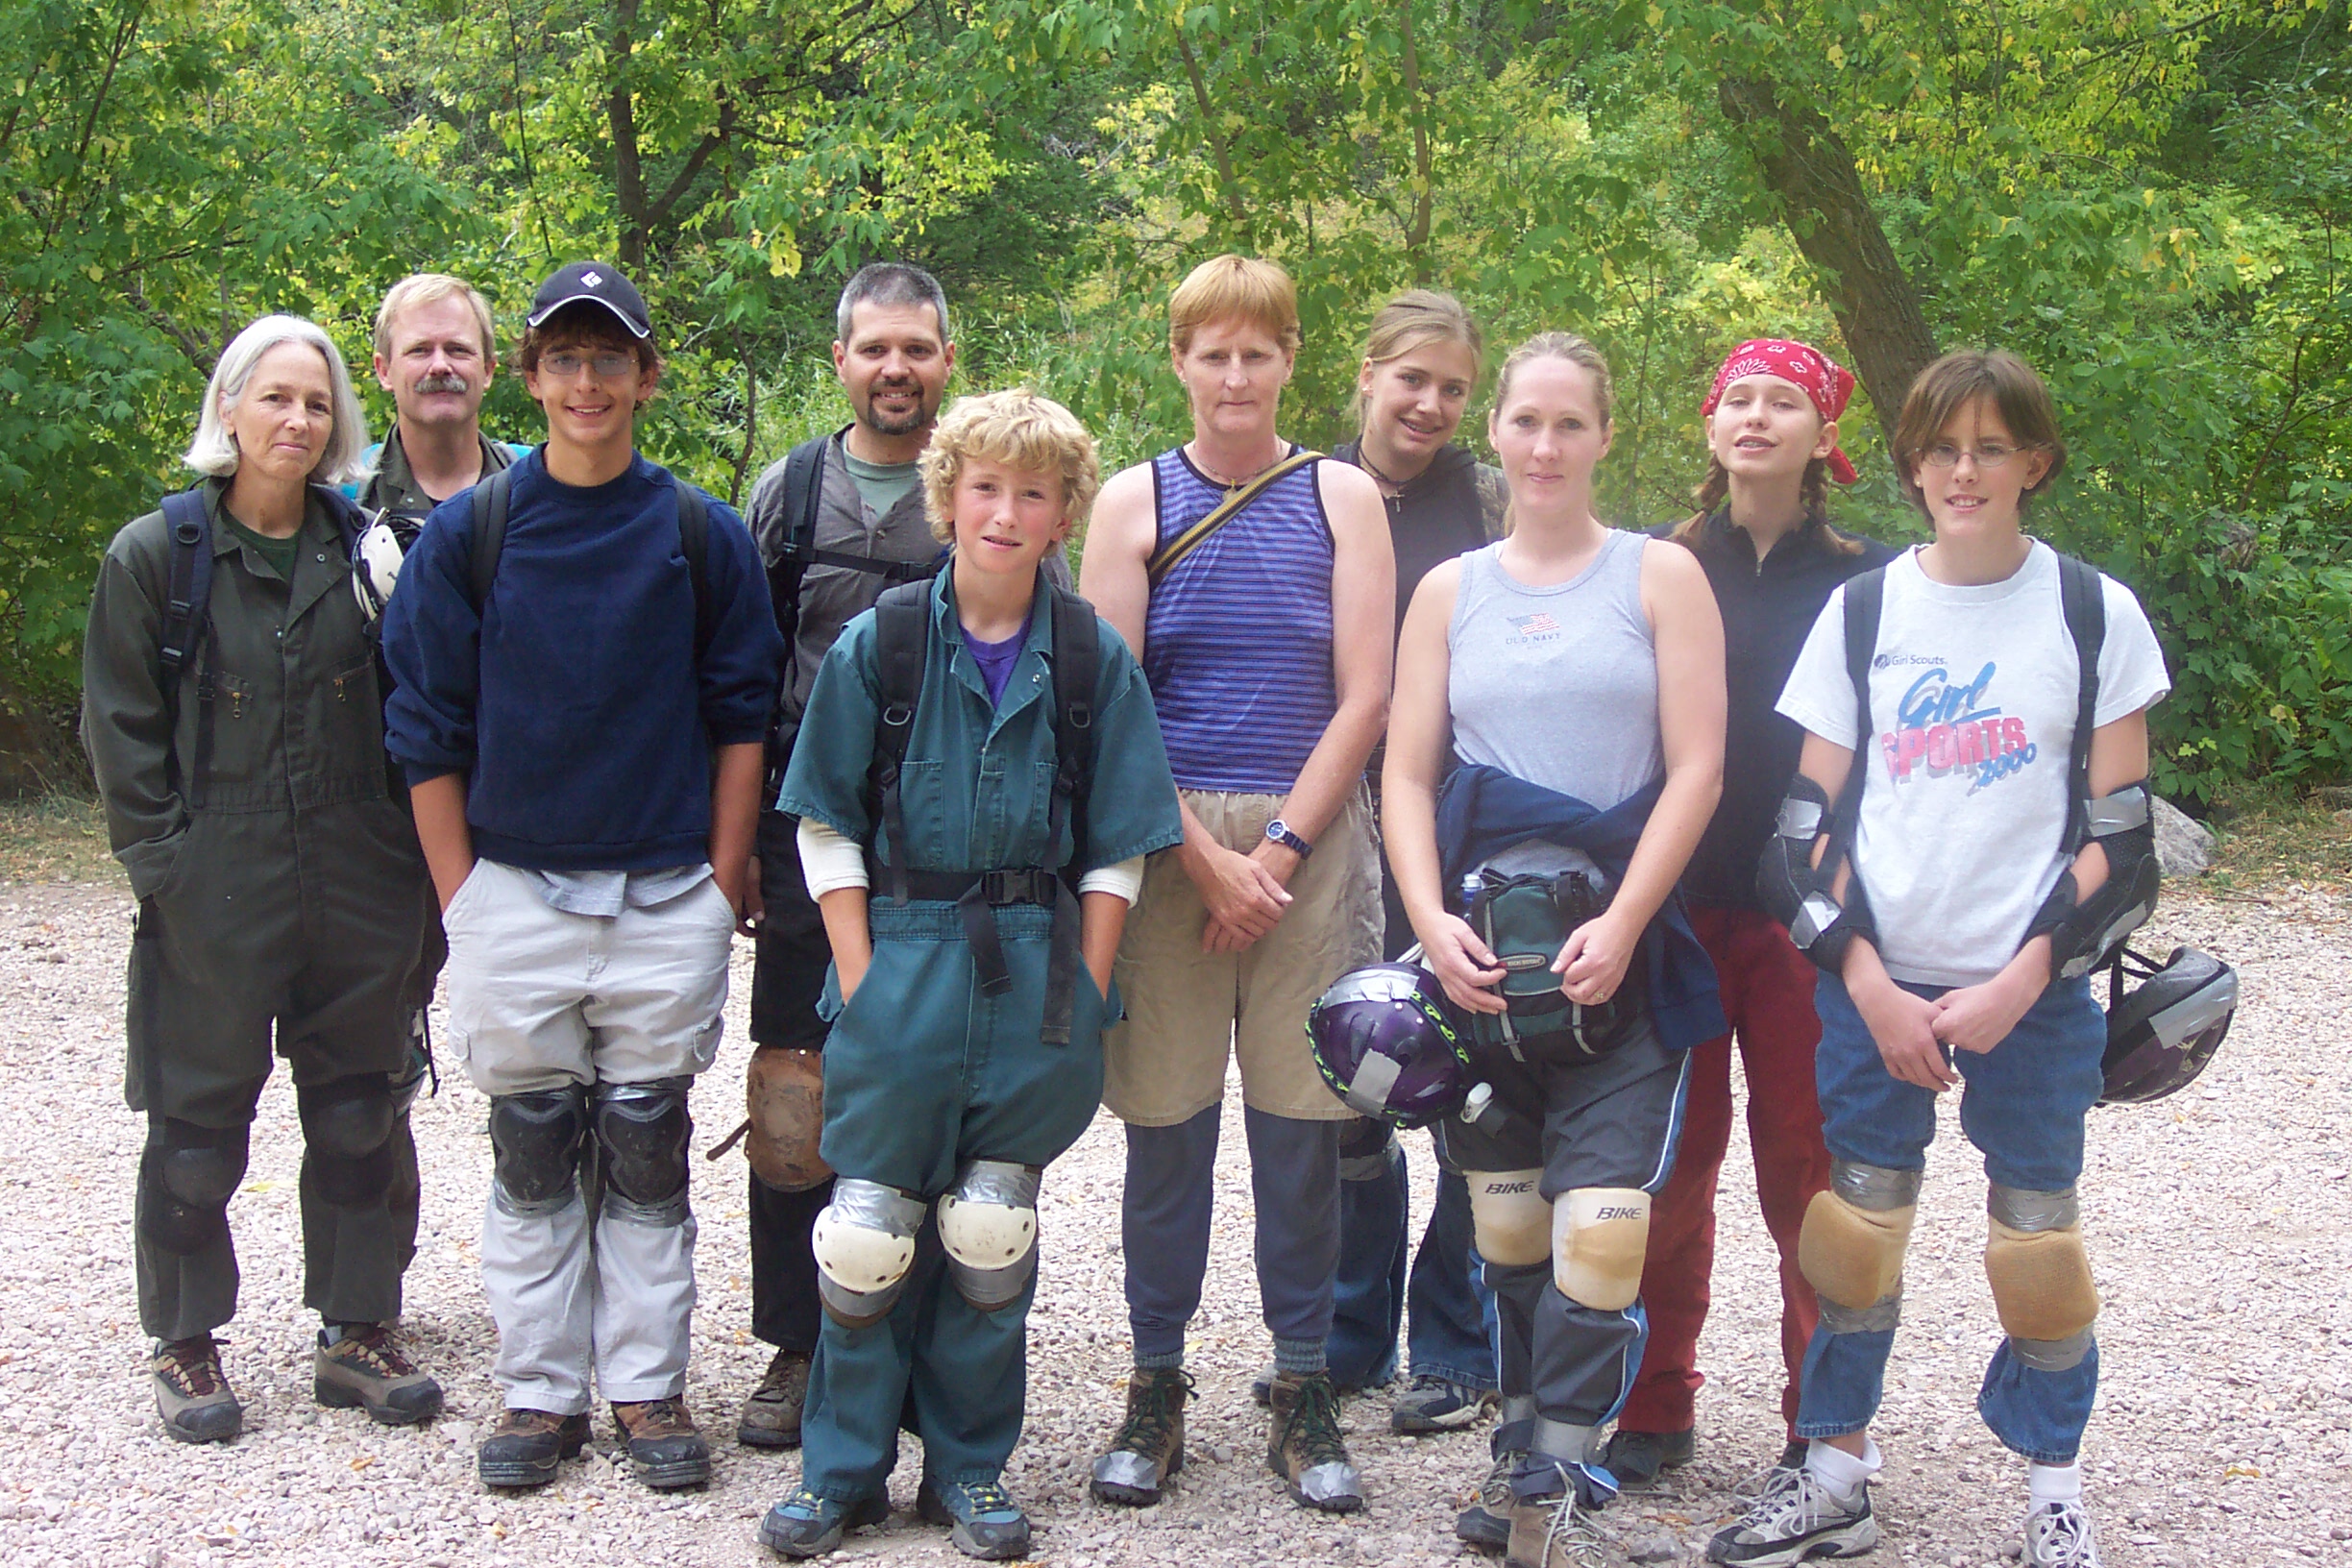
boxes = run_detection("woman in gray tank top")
[1382,333,1726,1565]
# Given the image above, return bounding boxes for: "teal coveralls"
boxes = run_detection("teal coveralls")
[777,567,1183,1496]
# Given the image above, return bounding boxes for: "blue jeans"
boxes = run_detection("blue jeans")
[1327,1122,1499,1391]
[1795,971,2107,1464]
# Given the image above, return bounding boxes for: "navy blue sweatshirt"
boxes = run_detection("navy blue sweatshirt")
[381,448,786,870]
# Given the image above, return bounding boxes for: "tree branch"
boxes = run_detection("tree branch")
[1173,25,1250,234]
[124,277,218,377]
[1400,0,1434,281]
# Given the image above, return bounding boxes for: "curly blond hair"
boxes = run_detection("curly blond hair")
[919,389,1102,543]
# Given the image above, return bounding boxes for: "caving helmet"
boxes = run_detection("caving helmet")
[1307,963,1474,1129]
[2099,944,2239,1105]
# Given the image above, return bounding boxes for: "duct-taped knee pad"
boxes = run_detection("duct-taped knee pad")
[1466,1168,1550,1267]
[595,1077,693,1225]
[1985,1185,2098,1368]
[1798,1161,1920,1333]
[489,1087,588,1216]
[813,1179,926,1327]
[138,1118,251,1255]
[297,1076,400,1207]
[937,1160,1042,1311]
[1552,1188,1651,1311]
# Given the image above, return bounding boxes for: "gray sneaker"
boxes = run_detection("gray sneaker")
[154,1335,241,1444]
[1706,1468,1878,1565]
[2022,1499,2103,1567]
[1392,1373,1502,1433]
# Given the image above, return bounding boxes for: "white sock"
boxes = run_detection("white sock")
[2029,1461,2082,1507]
[1803,1437,1882,1504]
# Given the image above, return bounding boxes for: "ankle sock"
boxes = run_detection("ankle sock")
[1133,1348,1184,1372]
[1804,1436,1881,1505]
[1272,1336,1325,1376]
[2028,1460,2082,1506]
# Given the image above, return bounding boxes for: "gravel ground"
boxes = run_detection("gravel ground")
[1,879,2346,1568]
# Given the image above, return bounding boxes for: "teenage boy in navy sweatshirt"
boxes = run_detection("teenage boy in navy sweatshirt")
[380,261,786,1492]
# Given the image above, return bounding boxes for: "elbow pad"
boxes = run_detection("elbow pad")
[1757,777,1877,973]
[2024,783,2160,979]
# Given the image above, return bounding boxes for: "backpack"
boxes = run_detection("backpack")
[759,429,945,649]
[465,464,716,655]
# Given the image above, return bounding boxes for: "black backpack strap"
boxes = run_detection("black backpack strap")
[467,465,515,612]
[675,480,714,658]
[1820,566,1887,891]
[157,489,216,806]
[1039,585,1103,1044]
[865,578,933,906]
[2054,553,2107,853]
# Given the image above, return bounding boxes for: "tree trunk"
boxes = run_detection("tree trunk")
[1717,74,1940,452]
[608,0,648,273]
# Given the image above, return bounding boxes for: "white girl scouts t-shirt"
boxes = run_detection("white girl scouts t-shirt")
[1776,541,2169,988]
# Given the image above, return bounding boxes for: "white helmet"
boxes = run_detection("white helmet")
[350,512,423,623]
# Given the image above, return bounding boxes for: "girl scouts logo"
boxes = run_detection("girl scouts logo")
[1507,611,1561,643]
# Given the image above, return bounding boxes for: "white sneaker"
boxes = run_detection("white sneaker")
[1705,1468,1880,1565]
[2022,1499,2102,1567]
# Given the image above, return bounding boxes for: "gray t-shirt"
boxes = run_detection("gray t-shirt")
[1448,531,1661,881]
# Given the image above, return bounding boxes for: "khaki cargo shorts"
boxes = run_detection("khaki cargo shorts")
[1102,787,1383,1126]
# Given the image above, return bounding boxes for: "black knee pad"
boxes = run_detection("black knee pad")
[138,1118,251,1255]
[297,1076,401,1207]
[595,1078,693,1223]
[489,1087,588,1214]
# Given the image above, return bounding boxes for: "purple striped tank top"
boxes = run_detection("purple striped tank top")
[1141,448,1336,792]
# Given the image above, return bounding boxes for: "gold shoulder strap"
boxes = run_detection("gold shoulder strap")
[1145,450,1325,587]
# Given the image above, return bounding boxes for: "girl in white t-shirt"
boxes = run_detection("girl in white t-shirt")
[1708,351,2168,1568]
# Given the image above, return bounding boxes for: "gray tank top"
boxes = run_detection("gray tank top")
[1448,531,1662,880]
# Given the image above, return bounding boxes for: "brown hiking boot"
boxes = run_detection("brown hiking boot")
[314,1323,444,1426]
[1090,1367,1193,1506]
[613,1395,712,1489]
[478,1408,592,1488]
[737,1345,812,1449]
[154,1335,242,1444]
[1266,1368,1364,1513]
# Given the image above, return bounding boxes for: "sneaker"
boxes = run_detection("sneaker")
[314,1323,444,1426]
[612,1395,712,1489]
[1730,1440,1810,1502]
[1392,1373,1503,1434]
[758,1486,889,1558]
[1456,1441,1522,1552]
[2022,1499,2103,1567]
[1597,1425,1694,1486]
[153,1335,242,1444]
[1266,1368,1365,1513]
[1504,1483,1609,1568]
[737,1346,812,1450]
[1705,1468,1879,1565]
[917,1477,1033,1560]
[1091,1368,1194,1506]
[477,1408,592,1488]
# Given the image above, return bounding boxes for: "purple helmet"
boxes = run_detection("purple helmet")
[1307,964,1473,1129]
[2099,945,2237,1106]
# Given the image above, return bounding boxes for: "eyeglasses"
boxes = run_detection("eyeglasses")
[1917,441,2031,470]
[540,351,636,380]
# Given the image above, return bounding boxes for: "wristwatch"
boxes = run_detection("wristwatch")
[1264,819,1314,858]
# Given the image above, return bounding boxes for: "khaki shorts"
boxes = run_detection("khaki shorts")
[1103,787,1383,1125]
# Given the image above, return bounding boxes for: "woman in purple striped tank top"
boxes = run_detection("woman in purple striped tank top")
[1078,255,1396,1515]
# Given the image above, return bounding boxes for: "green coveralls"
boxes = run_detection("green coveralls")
[777,568,1183,1496]
[82,478,432,1340]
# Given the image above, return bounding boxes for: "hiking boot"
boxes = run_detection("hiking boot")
[737,1346,812,1450]
[2022,1499,2103,1567]
[1705,1467,1879,1565]
[1597,1425,1694,1486]
[1266,1368,1364,1513]
[758,1486,889,1558]
[1392,1373,1502,1434]
[918,1477,1033,1560]
[1090,1367,1193,1506]
[612,1395,712,1489]
[1504,1486,1610,1568]
[153,1335,241,1444]
[1456,1441,1523,1552]
[477,1408,591,1487]
[314,1323,444,1426]
[1729,1439,1810,1502]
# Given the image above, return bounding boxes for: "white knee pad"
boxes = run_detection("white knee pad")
[1553,1188,1651,1311]
[1466,1168,1550,1267]
[937,1160,1041,1311]
[1798,1160,1921,1333]
[1985,1185,2098,1368]
[812,1179,925,1327]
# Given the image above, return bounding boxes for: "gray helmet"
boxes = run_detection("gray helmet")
[2099,945,2237,1106]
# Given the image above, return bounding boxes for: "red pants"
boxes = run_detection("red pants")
[1619,905,1830,1436]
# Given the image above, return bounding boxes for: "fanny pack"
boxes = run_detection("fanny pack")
[1462,868,1645,1062]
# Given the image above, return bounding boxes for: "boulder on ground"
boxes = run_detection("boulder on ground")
[2153,795,2213,877]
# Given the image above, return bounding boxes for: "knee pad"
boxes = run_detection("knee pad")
[937,1160,1042,1311]
[1552,1188,1651,1311]
[296,1076,400,1207]
[595,1077,693,1225]
[1466,1168,1550,1267]
[1798,1160,1920,1332]
[813,1178,926,1327]
[489,1087,588,1216]
[1985,1185,2098,1366]
[138,1118,251,1255]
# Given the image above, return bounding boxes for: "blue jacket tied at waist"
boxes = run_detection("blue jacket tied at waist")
[1435,763,1724,1054]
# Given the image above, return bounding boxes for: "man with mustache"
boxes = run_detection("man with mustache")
[355,273,526,521]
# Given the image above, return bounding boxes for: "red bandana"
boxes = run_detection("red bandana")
[1702,338,1859,484]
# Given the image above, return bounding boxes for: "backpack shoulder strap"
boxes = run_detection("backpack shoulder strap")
[780,431,832,564]
[467,465,516,611]
[2055,552,2107,851]
[865,578,934,900]
[1822,565,1889,881]
[675,480,714,657]
[158,489,213,681]
[1047,584,1102,872]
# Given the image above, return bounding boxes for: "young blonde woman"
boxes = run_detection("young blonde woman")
[1384,333,1725,1568]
